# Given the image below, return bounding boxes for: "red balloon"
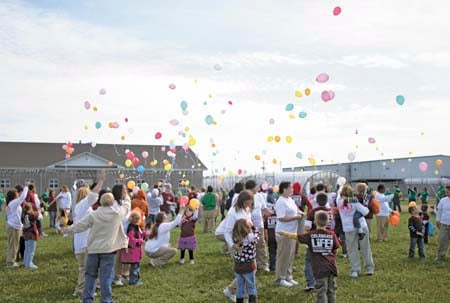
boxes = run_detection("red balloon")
[126,151,135,160]
[180,196,189,207]
[132,157,140,166]
[155,132,162,140]
[333,6,342,16]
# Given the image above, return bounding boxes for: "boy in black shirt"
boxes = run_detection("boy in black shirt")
[407,206,425,258]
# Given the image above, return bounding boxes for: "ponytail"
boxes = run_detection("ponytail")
[148,213,165,240]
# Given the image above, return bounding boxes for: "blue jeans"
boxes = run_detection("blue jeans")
[24,240,36,268]
[83,253,115,303]
[235,271,256,299]
[129,263,140,284]
[304,249,314,288]
[409,237,425,258]
[49,211,57,228]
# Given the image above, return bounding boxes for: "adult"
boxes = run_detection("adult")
[67,192,130,303]
[47,190,58,228]
[218,187,227,221]
[72,171,105,297]
[435,186,450,261]
[223,190,254,302]
[375,184,394,242]
[245,180,271,272]
[147,188,163,228]
[57,185,72,215]
[188,186,197,201]
[338,184,374,278]
[274,181,303,287]
[131,189,149,229]
[392,185,402,213]
[420,187,429,206]
[161,184,176,219]
[145,212,182,267]
[407,187,417,202]
[201,185,217,233]
[5,184,29,267]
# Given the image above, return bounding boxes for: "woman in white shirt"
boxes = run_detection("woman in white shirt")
[337,184,374,278]
[145,212,182,267]
[56,185,72,215]
[274,181,304,287]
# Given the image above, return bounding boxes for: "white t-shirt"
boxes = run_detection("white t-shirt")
[437,197,450,225]
[224,206,252,248]
[73,192,99,254]
[252,192,266,230]
[375,193,393,217]
[215,218,227,236]
[57,191,72,210]
[230,193,240,207]
[145,214,182,254]
[275,196,299,234]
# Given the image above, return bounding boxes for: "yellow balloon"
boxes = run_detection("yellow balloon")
[308,157,317,166]
[125,159,132,167]
[163,159,169,165]
[305,88,311,96]
[188,135,196,146]
[184,127,190,132]
[189,198,200,209]
[185,180,190,186]
[127,180,136,190]
[273,185,279,193]
[272,158,277,164]
[227,170,233,176]
[391,159,395,163]
[436,159,443,167]
[295,90,303,98]
[286,136,293,144]
[267,136,274,142]
[435,170,439,175]
[164,163,172,171]
[121,135,125,141]
[255,155,261,161]
[84,125,89,130]
[93,106,98,112]
[274,136,281,143]
[289,113,295,119]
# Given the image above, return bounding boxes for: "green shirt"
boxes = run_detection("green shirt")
[420,192,429,203]
[201,192,217,211]
[0,193,4,206]
[408,190,416,201]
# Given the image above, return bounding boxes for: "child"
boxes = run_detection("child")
[264,195,277,272]
[408,206,425,258]
[55,209,69,236]
[232,219,259,303]
[279,211,340,303]
[121,211,146,285]
[420,205,430,244]
[178,205,198,264]
[22,202,40,269]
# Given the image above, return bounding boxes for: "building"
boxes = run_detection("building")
[0,141,207,194]
[284,155,450,197]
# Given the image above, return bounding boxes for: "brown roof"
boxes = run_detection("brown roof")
[0,141,207,170]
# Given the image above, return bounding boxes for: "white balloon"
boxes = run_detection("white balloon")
[337,177,346,186]
[347,152,356,162]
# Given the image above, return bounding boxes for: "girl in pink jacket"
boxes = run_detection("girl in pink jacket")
[121,211,147,285]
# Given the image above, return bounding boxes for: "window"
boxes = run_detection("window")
[25,179,35,185]
[136,179,145,186]
[0,179,11,188]
[48,179,59,189]
[114,179,123,185]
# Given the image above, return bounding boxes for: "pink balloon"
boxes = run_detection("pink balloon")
[333,6,342,16]
[316,73,329,83]
[321,90,335,102]
[180,196,189,207]
[169,83,176,90]
[124,117,129,123]
[228,100,233,105]
[368,137,376,144]
[142,151,149,159]
[419,162,428,172]
[84,101,91,110]
[112,121,120,128]
[183,143,189,151]
[237,169,243,175]
[169,119,179,126]
[132,186,139,195]
[155,132,162,140]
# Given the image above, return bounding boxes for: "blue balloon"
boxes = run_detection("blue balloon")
[296,152,303,159]
[285,103,294,111]
[136,165,145,174]
[180,100,188,111]
[396,95,405,105]
[298,111,307,118]
[95,121,101,129]
[205,115,214,125]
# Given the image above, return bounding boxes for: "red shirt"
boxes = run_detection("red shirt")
[307,206,335,231]
[297,229,340,279]
[161,192,175,214]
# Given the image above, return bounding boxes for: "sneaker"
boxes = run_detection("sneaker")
[27,264,38,270]
[149,259,161,268]
[278,279,293,287]
[341,253,348,258]
[366,271,374,276]
[72,291,82,297]
[129,281,144,286]
[190,259,195,265]
[304,286,315,292]
[287,279,299,286]
[223,287,236,302]
[350,271,358,278]
[180,258,185,264]
[6,262,20,268]
[41,232,49,237]
[113,278,123,286]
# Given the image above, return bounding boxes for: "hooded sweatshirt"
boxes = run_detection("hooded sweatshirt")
[147,189,163,215]
[69,198,130,254]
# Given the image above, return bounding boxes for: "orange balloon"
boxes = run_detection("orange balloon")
[274,136,281,142]
[436,159,443,167]
[390,215,400,226]
[392,211,400,217]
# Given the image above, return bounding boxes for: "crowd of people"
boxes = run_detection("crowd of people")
[3,170,450,303]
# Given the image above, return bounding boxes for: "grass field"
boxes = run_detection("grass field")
[1,201,450,303]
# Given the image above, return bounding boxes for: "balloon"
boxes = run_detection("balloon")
[285,103,294,111]
[84,101,91,110]
[95,121,101,129]
[91,142,96,148]
[285,136,293,144]
[180,100,188,111]
[348,152,356,162]
[305,88,311,96]
[321,90,335,102]
[295,90,303,98]
[289,113,295,119]
[136,165,145,174]
[368,137,376,144]
[132,157,140,166]
[316,73,329,83]
[125,159,132,167]
[274,136,281,143]
[126,151,135,160]
[169,83,176,90]
[121,135,126,141]
[237,169,243,175]
[163,159,169,165]
[269,118,275,125]
[436,159,443,167]
[392,211,400,217]
[112,121,120,128]
[272,158,277,164]
[408,201,417,208]
[205,115,214,125]
[308,157,317,166]
[189,198,200,210]
[435,170,439,175]
[124,117,129,123]
[99,88,106,95]
[214,64,222,71]
[180,196,189,207]
[337,177,347,186]
[228,100,233,105]
[141,182,149,191]
[298,111,307,119]
[142,151,149,159]
[255,155,261,161]
[132,186,139,195]
[84,125,88,130]
[108,161,113,167]
[418,162,428,172]
[396,95,405,106]
[267,136,274,142]
[185,180,190,186]
[333,6,342,16]
[273,185,279,193]
[93,106,98,112]
[155,132,162,140]
[169,119,179,126]
[390,215,400,226]
[127,180,136,190]
[188,135,196,146]
[164,163,172,171]
[296,152,303,159]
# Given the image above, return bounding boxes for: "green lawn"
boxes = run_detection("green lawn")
[1,204,449,303]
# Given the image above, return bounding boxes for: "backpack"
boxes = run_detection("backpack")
[428,222,435,237]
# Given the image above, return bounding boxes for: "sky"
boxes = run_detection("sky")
[1,0,449,177]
